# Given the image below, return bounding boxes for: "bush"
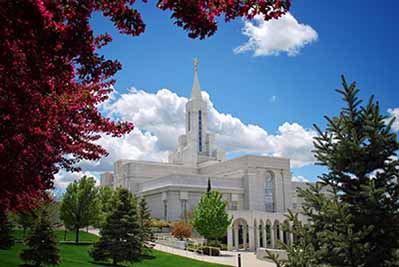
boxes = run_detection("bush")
[171,221,192,240]
[206,240,227,250]
[197,246,220,256]
[207,240,221,247]
[149,219,171,228]
[186,243,201,252]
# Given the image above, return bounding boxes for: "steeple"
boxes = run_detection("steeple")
[191,57,202,100]
[167,58,226,165]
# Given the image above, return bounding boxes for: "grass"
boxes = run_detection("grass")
[14,229,98,243]
[0,230,231,267]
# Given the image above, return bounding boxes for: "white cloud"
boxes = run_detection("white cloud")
[105,88,186,151]
[54,170,99,189]
[387,108,399,131]
[291,175,309,183]
[56,87,318,189]
[105,88,316,167]
[234,12,318,57]
[268,122,317,167]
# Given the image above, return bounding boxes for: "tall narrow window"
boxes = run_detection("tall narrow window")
[181,200,187,220]
[188,112,191,131]
[198,110,202,152]
[264,171,274,212]
[163,200,168,220]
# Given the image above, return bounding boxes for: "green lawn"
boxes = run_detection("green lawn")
[0,230,231,267]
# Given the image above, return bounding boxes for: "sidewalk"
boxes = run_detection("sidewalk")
[89,229,275,267]
[153,243,276,267]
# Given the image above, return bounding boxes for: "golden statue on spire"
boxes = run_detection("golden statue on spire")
[194,57,198,71]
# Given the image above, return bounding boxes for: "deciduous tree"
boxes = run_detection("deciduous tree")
[0,0,290,212]
[95,186,114,228]
[59,176,99,243]
[191,190,232,242]
[14,210,36,238]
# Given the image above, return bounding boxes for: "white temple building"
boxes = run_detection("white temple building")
[101,59,310,252]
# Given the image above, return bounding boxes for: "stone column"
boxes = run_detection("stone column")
[249,224,255,251]
[271,225,275,248]
[256,225,261,249]
[290,232,294,245]
[280,225,284,246]
[234,225,239,250]
[227,225,233,250]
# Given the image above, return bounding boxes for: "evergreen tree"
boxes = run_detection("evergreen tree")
[138,197,154,253]
[0,207,14,250]
[60,176,99,243]
[90,188,142,265]
[20,209,60,266]
[191,190,232,242]
[270,76,399,267]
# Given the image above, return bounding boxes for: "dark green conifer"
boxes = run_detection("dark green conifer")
[270,76,399,267]
[90,188,142,265]
[0,207,14,250]
[138,197,154,253]
[20,209,60,266]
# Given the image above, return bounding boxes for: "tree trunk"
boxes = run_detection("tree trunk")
[75,227,79,243]
[64,228,67,241]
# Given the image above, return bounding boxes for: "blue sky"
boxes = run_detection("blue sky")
[56,1,399,187]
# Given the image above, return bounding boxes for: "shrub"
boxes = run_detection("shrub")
[171,221,192,240]
[186,243,201,252]
[207,240,221,247]
[149,219,171,228]
[197,246,220,256]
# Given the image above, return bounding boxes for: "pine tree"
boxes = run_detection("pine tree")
[191,190,232,242]
[90,188,142,265]
[0,207,14,250]
[138,197,154,253]
[270,76,399,267]
[20,209,60,266]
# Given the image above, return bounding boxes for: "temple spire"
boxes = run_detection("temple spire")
[191,57,202,100]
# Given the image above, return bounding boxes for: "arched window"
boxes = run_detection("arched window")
[264,171,274,212]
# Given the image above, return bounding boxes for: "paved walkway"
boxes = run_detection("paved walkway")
[89,229,275,267]
[154,243,276,267]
